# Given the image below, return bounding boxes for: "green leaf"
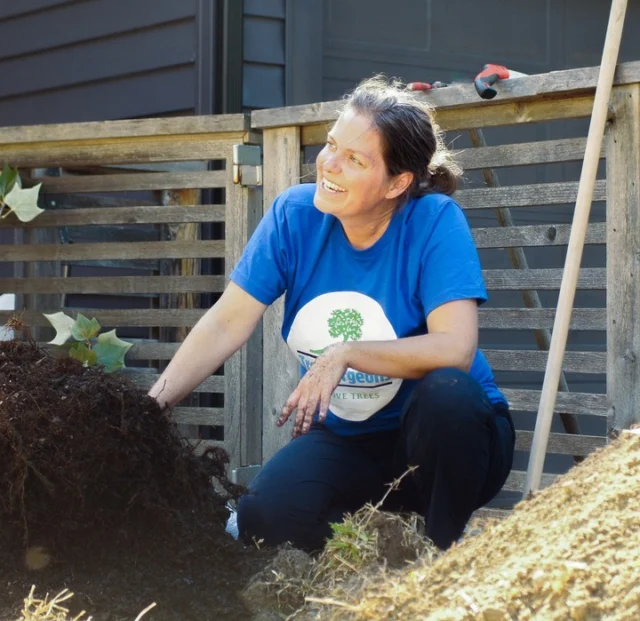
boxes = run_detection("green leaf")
[3,183,44,222]
[94,329,132,373]
[3,166,18,196]
[71,313,101,341]
[43,312,76,346]
[69,342,98,367]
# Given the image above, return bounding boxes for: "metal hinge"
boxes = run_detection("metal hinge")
[232,144,262,186]
[231,464,262,486]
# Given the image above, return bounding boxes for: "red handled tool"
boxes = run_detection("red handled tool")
[474,64,527,99]
[407,81,449,91]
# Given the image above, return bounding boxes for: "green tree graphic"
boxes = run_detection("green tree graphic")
[328,308,364,341]
[310,308,364,355]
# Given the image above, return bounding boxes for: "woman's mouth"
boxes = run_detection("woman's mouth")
[321,178,347,194]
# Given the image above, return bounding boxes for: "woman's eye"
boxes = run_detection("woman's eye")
[327,142,337,151]
[350,155,362,166]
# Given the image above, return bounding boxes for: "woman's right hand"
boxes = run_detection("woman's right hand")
[148,282,267,410]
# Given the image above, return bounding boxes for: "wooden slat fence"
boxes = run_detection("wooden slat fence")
[0,114,262,469]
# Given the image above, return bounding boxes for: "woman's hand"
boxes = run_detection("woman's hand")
[277,344,349,438]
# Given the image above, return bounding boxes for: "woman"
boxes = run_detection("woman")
[148,76,515,552]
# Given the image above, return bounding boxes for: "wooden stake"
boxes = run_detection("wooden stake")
[524,0,628,495]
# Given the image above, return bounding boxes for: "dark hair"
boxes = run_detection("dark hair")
[343,75,461,200]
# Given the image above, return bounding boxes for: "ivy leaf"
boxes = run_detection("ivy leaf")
[69,342,98,367]
[72,313,101,341]
[43,312,76,346]
[93,329,132,373]
[0,164,18,197]
[3,183,44,222]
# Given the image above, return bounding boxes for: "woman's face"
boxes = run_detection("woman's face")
[314,108,408,224]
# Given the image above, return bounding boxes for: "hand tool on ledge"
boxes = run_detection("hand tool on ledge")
[474,64,528,99]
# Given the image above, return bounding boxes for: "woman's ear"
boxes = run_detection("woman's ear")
[385,172,413,199]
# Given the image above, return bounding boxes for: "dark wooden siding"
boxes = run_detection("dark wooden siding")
[242,0,286,109]
[0,0,199,125]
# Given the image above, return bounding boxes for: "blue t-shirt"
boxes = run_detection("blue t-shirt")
[230,183,507,435]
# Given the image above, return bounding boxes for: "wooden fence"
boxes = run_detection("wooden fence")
[0,115,263,471]
[1,60,640,500]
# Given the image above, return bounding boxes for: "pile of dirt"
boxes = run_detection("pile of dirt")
[0,339,274,621]
[297,429,640,620]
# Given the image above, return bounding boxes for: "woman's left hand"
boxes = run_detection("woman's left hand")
[277,344,349,438]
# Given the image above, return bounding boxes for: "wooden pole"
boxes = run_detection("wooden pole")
[524,0,628,495]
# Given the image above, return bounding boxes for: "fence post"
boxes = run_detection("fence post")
[225,140,264,469]
[262,126,302,462]
[606,83,640,430]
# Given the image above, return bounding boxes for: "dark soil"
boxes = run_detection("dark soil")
[0,338,274,621]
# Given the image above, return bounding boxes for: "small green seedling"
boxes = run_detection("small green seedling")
[43,312,132,373]
[0,164,44,222]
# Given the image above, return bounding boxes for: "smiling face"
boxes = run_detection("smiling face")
[313,108,412,229]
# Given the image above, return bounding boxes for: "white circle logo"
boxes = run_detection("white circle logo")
[287,292,401,421]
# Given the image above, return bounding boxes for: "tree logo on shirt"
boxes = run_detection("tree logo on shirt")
[287,292,401,422]
[311,308,363,354]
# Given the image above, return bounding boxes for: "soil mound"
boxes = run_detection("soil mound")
[303,430,640,620]
[0,339,272,620]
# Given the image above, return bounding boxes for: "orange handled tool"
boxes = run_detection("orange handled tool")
[474,64,527,99]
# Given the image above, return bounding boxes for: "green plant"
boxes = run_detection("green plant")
[0,164,44,222]
[43,312,132,373]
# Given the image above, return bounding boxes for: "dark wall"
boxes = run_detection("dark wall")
[0,0,200,125]
[242,0,286,109]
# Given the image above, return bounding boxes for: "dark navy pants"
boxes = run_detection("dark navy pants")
[237,368,515,551]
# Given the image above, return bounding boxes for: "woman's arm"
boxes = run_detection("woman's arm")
[147,282,267,410]
[340,298,478,378]
[279,298,478,436]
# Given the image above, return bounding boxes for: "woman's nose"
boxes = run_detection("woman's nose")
[321,152,341,174]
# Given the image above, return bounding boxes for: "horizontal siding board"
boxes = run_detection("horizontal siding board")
[504,470,556,492]
[457,181,606,210]
[0,0,196,60]
[484,349,606,374]
[244,0,285,19]
[454,138,601,170]
[0,0,71,20]
[0,309,207,327]
[514,430,606,456]
[127,342,182,360]
[1,115,247,144]
[26,170,227,194]
[503,388,608,416]
[171,407,224,426]
[0,66,196,125]
[482,268,605,290]
[130,373,223,393]
[0,20,196,99]
[2,240,225,262]
[0,205,225,228]
[0,137,237,168]
[478,308,605,331]
[473,223,605,249]
[3,307,608,332]
[2,276,226,295]
[244,16,285,64]
[243,63,285,109]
